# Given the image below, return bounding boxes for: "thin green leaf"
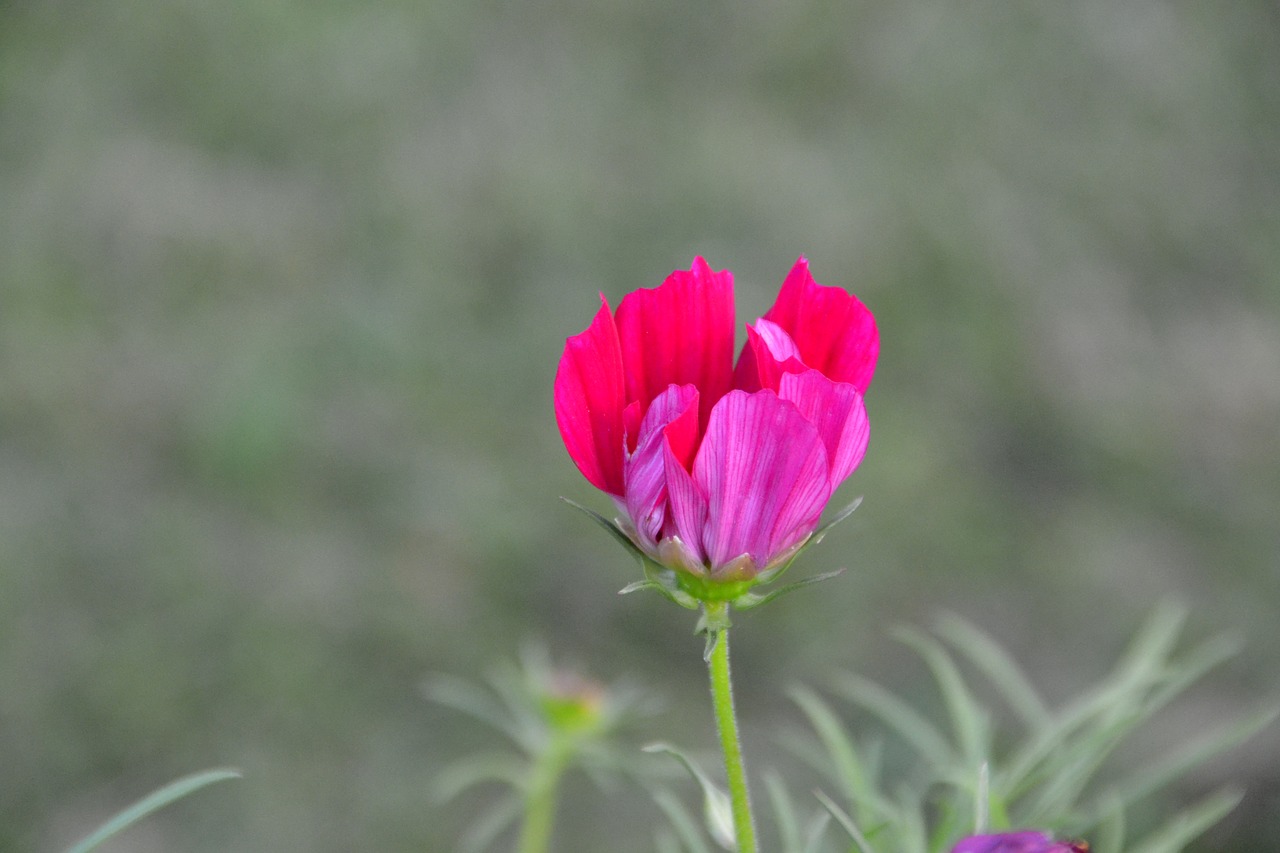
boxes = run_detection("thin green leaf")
[655,829,683,853]
[1020,706,1146,824]
[813,789,874,853]
[65,768,241,853]
[894,627,989,770]
[1139,635,1241,721]
[893,784,929,853]
[651,788,715,853]
[424,675,529,748]
[1093,794,1126,853]
[789,686,880,826]
[432,753,528,803]
[643,743,734,850]
[801,812,832,853]
[1080,705,1278,830]
[935,613,1051,732]
[1003,658,1162,797]
[458,793,522,853]
[974,762,990,833]
[829,672,956,771]
[764,772,802,853]
[1125,788,1243,853]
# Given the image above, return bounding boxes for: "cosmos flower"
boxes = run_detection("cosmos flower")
[951,831,1090,853]
[554,257,877,598]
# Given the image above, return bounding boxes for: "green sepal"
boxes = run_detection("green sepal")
[564,497,700,610]
[619,575,700,610]
[754,496,862,586]
[560,497,646,560]
[677,573,757,604]
[732,568,846,611]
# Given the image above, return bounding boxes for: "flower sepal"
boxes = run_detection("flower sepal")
[619,556,702,611]
[731,568,846,612]
[561,497,649,562]
[753,496,862,587]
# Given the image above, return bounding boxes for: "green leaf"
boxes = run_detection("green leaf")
[651,787,715,853]
[813,788,875,853]
[973,761,990,833]
[424,674,531,749]
[935,613,1051,732]
[432,752,529,803]
[763,772,802,853]
[789,686,888,829]
[655,829,684,853]
[894,626,989,771]
[1093,795,1126,853]
[458,793,522,853]
[829,672,956,771]
[1125,787,1243,853]
[643,743,735,850]
[65,768,241,853]
[801,812,833,853]
[1079,705,1279,830]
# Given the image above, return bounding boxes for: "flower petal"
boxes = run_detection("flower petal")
[554,296,627,495]
[732,318,805,393]
[623,385,699,549]
[778,369,870,488]
[763,257,879,392]
[694,390,831,573]
[615,257,736,427]
[951,832,1075,853]
[663,433,709,569]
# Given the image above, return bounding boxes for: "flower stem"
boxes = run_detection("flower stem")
[705,601,757,853]
[517,734,572,853]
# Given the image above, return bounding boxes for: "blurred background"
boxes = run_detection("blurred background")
[2,0,1278,850]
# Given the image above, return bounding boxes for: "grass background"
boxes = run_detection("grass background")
[2,0,1278,850]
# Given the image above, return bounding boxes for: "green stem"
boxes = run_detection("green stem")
[705,601,758,853]
[517,735,572,853]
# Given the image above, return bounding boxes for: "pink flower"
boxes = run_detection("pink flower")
[554,257,877,597]
[951,831,1090,853]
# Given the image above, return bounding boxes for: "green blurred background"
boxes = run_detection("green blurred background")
[2,0,1278,850]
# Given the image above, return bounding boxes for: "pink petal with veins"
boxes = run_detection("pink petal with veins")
[623,385,699,549]
[694,390,830,573]
[778,370,870,489]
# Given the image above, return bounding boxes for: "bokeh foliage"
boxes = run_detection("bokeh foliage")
[1,0,1277,850]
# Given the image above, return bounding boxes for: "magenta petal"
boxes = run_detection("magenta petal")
[554,296,627,495]
[663,435,709,568]
[694,390,831,572]
[951,832,1068,853]
[615,257,736,427]
[763,257,879,392]
[623,385,699,549]
[778,370,870,489]
[733,318,805,393]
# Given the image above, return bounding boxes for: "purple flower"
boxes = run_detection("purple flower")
[952,831,1089,853]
